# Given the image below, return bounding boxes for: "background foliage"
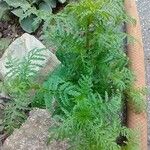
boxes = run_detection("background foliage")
[0,0,68,33]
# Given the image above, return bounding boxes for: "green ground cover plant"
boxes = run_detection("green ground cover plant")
[2,0,146,149]
[43,0,145,149]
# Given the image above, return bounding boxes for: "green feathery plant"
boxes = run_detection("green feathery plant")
[3,48,46,134]
[42,0,146,149]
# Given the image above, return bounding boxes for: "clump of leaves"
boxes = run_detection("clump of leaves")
[2,48,46,134]
[42,0,145,149]
[0,0,68,33]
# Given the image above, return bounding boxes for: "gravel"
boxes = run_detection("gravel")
[136,0,150,146]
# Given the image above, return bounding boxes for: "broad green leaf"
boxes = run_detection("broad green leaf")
[44,0,57,8]
[19,15,40,33]
[11,8,24,18]
[39,2,52,13]
[3,0,31,10]
[30,0,40,4]
[58,0,66,3]
[0,1,9,20]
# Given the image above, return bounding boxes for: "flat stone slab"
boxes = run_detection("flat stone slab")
[2,108,68,150]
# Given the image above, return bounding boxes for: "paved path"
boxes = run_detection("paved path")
[136,0,150,147]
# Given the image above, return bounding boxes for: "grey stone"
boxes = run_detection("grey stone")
[0,33,60,82]
[2,108,68,150]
